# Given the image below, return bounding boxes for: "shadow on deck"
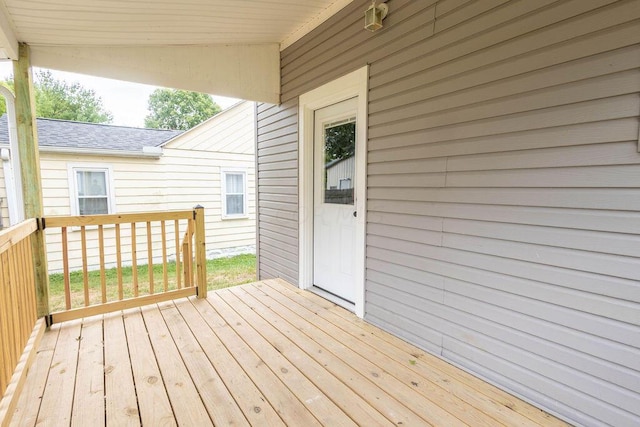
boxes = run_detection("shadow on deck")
[9,279,567,426]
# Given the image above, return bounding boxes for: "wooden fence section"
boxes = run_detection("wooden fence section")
[0,218,46,422]
[44,208,207,324]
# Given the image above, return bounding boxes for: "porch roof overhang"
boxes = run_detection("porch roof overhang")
[0,0,355,104]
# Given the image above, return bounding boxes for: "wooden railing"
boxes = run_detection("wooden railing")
[43,207,207,324]
[0,219,46,421]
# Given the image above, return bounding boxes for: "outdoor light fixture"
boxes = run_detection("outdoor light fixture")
[364,0,388,32]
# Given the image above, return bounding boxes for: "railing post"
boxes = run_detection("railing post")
[194,206,207,298]
[13,43,49,317]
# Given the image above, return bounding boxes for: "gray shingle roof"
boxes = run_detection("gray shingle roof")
[0,114,182,152]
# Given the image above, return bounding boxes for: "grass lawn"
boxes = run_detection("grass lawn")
[48,253,256,312]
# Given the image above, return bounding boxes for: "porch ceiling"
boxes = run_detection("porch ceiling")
[0,0,354,103]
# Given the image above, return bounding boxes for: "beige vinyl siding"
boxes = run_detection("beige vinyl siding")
[257,0,640,425]
[165,101,255,154]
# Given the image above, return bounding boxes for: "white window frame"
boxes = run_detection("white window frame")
[221,168,248,219]
[68,163,116,216]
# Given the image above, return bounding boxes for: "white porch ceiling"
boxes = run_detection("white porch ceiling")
[0,0,355,103]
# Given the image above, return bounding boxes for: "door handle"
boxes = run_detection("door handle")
[353,211,357,217]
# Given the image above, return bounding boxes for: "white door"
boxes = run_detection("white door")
[313,97,358,303]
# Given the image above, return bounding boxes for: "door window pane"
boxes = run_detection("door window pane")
[324,118,355,205]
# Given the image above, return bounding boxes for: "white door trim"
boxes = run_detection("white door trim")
[298,66,368,318]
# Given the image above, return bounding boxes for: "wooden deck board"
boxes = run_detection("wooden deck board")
[141,305,213,426]
[173,298,285,426]
[122,308,175,426]
[103,312,139,426]
[71,316,105,427]
[9,324,60,427]
[8,279,569,426]
[36,319,81,426]
[193,294,323,427]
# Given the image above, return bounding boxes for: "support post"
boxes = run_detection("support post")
[194,206,207,299]
[13,43,49,317]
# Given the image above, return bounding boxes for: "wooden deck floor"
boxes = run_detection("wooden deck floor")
[9,279,567,426]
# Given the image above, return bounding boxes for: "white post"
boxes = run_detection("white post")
[0,85,25,225]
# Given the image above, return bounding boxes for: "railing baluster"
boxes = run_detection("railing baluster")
[161,220,168,292]
[188,219,195,286]
[61,227,71,310]
[175,220,181,289]
[115,223,123,301]
[98,225,106,303]
[131,222,138,298]
[147,221,154,294]
[81,226,89,307]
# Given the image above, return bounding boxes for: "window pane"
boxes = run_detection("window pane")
[324,120,355,205]
[79,197,108,215]
[226,195,244,215]
[226,173,244,193]
[77,171,107,196]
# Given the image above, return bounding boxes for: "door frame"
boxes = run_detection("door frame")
[298,66,368,318]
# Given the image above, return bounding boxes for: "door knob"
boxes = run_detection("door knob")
[353,211,357,217]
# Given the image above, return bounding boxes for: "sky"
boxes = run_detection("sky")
[0,61,240,128]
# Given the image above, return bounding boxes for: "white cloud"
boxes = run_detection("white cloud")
[0,61,240,128]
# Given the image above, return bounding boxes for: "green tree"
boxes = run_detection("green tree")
[144,88,221,130]
[0,70,113,123]
[324,121,355,164]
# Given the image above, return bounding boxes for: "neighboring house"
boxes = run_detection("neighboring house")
[0,100,256,271]
[255,2,640,427]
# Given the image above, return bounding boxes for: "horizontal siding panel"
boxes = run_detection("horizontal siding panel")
[445,164,640,188]
[368,158,446,173]
[259,248,298,278]
[370,0,636,93]
[368,173,445,188]
[367,289,444,352]
[370,43,640,116]
[447,141,640,171]
[259,233,298,254]
[367,243,640,312]
[369,93,640,141]
[258,193,297,204]
[442,233,640,281]
[366,211,443,232]
[369,69,640,129]
[368,187,640,211]
[443,218,640,258]
[368,247,640,371]
[435,0,472,17]
[374,277,640,411]
[368,118,638,161]
[444,278,640,351]
[434,0,509,32]
[369,200,640,235]
[368,223,442,246]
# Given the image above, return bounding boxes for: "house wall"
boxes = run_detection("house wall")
[256,1,640,426]
[35,101,256,272]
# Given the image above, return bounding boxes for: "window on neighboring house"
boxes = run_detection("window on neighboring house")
[69,165,115,215]
[222,169,247,218]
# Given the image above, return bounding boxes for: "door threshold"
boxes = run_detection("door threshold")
[310,286,355,312]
